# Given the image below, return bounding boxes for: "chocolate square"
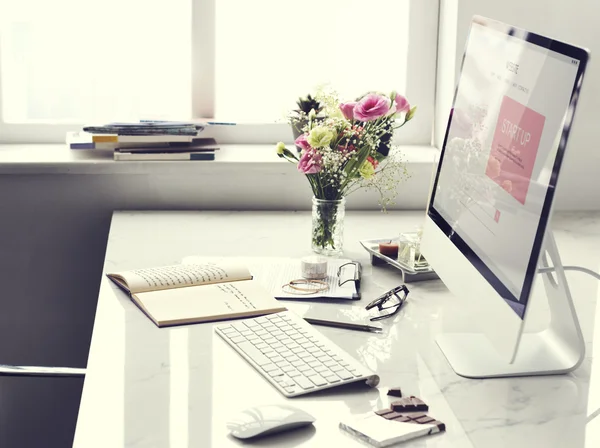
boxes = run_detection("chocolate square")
[380,411,404,420]
[387,387,402,397]
[392,416,411,422]
[374,408,395,417]
[390,396,429,412]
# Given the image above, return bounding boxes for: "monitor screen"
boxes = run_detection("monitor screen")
[429,18,588,318]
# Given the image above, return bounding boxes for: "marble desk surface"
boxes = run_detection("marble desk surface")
[73,210,600,448]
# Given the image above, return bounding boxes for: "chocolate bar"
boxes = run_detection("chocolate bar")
[387,387,402,397]
[390,396,428,412]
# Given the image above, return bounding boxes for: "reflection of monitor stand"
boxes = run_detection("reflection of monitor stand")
[436,232,585,378]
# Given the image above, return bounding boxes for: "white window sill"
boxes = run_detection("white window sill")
[0,144,438,175]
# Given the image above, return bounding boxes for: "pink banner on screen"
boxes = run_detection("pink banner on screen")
[485,96,546,205]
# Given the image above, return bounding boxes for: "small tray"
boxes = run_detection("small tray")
[360,238,439,283]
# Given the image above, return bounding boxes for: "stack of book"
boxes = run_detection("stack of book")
[67,121,219,161]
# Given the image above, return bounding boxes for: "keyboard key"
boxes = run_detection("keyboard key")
[235,342,271,366]
[324,360,337,368]
[336,369,353,380]
[271,356,284,364]
[286,355,300,363]
[288,370,302,378]
[229,336,246,344]
[323,374,341,383]
[297,365,312,373]
[291,360,304,367]
[262,363,278,372]
[266,314,281,321]
[244,321,260,329]
[255,342,268,350]
[314,365,329,373]
[281,365,296,373]
[279,350,293,358]
[308,360,321,368]
[256,317,270,324]
[280,338,293,345]
[307,374,327,387]
[271,342,284,350]
[262,337,277,345]
[298,351,312,359]
[271,330,285,338]
[315,353,329,361]
[255,330,268,337]
[265,352,279,359]
[232,323,248,332]
[262,324,276,331]
[294,376,315,390]
[331,365,344,372]
[268,369,284,378]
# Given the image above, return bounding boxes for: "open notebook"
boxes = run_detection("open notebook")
[106,260,286,327]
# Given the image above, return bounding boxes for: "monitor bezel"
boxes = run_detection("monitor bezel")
[427,15,589,319]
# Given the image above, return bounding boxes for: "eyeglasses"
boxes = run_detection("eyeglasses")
[365,285,409,321]
[337,262,361,290]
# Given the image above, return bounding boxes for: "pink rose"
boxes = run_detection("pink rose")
[393,94,410,114]
[294,134,311,151]
[298,149,323,174]
[339,102,357,120]
[353,94,392,121]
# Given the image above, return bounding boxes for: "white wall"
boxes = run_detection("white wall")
[435,0,600,210]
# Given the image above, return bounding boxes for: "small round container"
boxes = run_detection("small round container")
[301,256,328,279]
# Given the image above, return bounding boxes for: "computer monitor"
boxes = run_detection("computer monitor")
[421,16,589,378]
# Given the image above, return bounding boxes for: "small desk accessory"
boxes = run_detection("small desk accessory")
[252,257,362,300]
[360,235,439,283]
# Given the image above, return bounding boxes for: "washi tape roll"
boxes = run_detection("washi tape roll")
[301,256,328,279]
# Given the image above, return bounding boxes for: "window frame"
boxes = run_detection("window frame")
[0,0,440,145]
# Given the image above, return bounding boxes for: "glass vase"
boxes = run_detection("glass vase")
[311,197,346,256]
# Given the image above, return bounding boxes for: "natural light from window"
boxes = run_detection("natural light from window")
[0,0,191,123]
[215,0,410,122]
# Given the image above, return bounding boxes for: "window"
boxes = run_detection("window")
[0,0,439,144]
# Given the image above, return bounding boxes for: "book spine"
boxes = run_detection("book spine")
[114,152,215,161]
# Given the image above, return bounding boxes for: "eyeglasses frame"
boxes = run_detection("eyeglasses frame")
[365,284,409,321]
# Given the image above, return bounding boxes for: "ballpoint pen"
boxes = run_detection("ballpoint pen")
[304,318,382,333]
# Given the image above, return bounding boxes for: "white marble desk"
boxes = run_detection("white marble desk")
[73,211,600,448]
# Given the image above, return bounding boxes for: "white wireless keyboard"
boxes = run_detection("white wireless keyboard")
[215,311,380,397]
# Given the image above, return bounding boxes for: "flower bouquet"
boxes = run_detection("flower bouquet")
[277,88,416,255]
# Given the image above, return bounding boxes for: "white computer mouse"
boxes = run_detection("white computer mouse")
[226,404,316,440]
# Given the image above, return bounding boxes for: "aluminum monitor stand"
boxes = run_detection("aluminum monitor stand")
[436,232,585,378]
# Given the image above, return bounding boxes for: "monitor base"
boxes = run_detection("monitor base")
[437,332,580,378]
[436,232,585,379]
